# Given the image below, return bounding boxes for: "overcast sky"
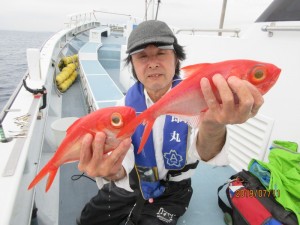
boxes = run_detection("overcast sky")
[0,0,272,32]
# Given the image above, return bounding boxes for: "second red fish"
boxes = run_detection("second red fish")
[118,59,281,154]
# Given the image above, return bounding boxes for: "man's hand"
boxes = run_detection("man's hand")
[78,132,131,180]
[200,74,264,125]
[196,74,264,161]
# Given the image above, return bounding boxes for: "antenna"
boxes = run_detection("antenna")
[218,0,227,36]
[155,0,161,20]
[145,0,148,20]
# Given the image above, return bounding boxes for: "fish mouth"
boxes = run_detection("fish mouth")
[260,67,281,95]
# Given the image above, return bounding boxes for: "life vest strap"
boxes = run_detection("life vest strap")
[167,160,199,180]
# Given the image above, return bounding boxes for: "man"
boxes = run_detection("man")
[77,20,263,225]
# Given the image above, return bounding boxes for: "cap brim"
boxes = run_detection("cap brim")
[126,36,174,54]
[129,44,174,55]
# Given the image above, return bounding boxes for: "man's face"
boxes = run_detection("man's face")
[131,45,177,100]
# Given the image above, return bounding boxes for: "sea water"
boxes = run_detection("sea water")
[0,30,53,112]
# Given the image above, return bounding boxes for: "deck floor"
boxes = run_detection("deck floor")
[178,163,234,225]
[59,76,97,225]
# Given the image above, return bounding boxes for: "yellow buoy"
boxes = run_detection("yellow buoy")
[58,71,78,92]
[56,71,70,85]
[62,54,78,66]
[57,54,79,91]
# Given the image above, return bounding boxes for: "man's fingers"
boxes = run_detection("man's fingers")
[243,80,264,117]
[78,133,93,171]
[200,77,219,111]
[102,138,131,177]
[106,138,131,166]
[227,76,254,118]
[89,132,106,168]
[212,74,236,114]
[77,131,131,178]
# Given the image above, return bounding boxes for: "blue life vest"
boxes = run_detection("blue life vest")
[125,77,189,200]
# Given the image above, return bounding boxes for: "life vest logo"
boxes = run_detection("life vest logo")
[171,116,183,123]
[163,149,183,167]
[156,207,174,223]
[170,130,181,142]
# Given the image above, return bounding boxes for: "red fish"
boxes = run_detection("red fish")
[118,59,281,154]
[28,106,136,192]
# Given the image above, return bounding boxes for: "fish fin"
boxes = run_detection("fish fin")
[137,119,155,154]
[66,118,82,134]
[45,169,58,192]
[181,63,210,78]
[28,162,54,190]
[79,126,97,137]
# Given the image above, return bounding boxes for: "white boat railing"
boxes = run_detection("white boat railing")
[65,11,97,29]
[261,23,300,37]
[0,72,29,122]
[176,28,241,37]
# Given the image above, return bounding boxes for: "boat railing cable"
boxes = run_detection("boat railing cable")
[93,10,132,18]
[176,28,240,37]
[261,23,300,37]
[92,10,133,31]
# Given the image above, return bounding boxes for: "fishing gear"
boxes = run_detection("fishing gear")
[22,79,47,110]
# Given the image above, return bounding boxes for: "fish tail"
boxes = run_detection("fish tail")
[45,169,58,192]
[28,161,58,192]
[28,164,49,190]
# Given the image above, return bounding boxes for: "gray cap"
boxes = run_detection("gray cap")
[126,20,176,54]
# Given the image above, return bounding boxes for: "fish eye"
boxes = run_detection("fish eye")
[111,112,123,128]
[248,65,267,84]
[254,69,264,79]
